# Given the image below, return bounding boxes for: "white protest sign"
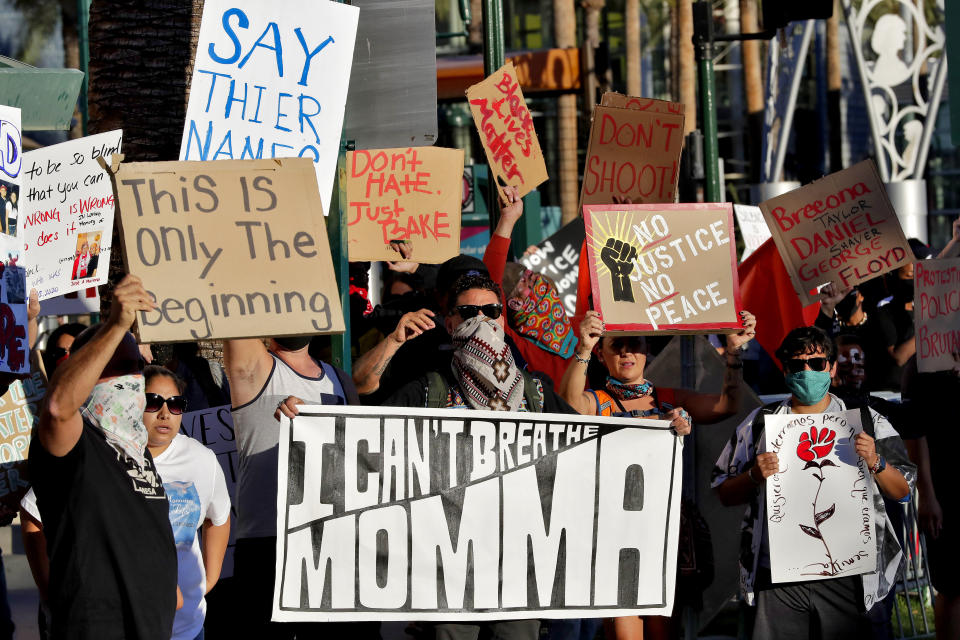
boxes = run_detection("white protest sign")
[0,106,22,246]
[39,287,100,317]
[21,131,122,300]
[273,406,682,621]
[765,409,875,583]
[180,405,239,578]
[734,204,772,262]
[180,0,359,215]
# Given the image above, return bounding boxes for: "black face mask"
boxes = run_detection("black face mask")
[274,336,313,351]
[893,278,914,302]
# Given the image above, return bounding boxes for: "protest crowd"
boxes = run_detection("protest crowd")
[1,2,958,640]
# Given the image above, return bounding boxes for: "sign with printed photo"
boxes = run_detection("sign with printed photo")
[466,62,548,200]
[915,257,960,373]
[272,406,682,621]
[346,146,464,263]
[20,131,122,300]
[582,203,742,333]
[580,102,685,208]
[180,0,359,215]
[110,157,344,342]
[764,410,876,583]
[758,160,911,305]
[0,106,22,246]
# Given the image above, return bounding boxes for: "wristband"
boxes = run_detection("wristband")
[870,455,886,475]
[574,352,590,365]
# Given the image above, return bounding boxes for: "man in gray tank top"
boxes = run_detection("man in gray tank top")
[224,335,366,638]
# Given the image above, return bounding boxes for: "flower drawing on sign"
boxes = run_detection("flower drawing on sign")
[797,426,841,576]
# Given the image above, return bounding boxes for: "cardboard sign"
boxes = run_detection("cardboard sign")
[583,204,742,333]
[915,258,960,372]
[272,405,681,621]
[0,106,22,247]
[180,405,239,578]
[21,131,123,300]
[111,157,344,342]
[765,410,876,583]
[758,160,911,305]
[580,103,685,208]
[520,217,585,316]
[346,147,464,263]
[180,0,359,215]
[734,204,772,262]
[466,62,548,199]
[600,92,685,115]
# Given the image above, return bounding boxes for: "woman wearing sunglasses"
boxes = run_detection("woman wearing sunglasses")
[142,366,231,640]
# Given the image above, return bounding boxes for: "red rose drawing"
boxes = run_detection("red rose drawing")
[797,427,836,462]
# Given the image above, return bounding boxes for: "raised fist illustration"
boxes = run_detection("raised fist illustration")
[600,238,638,302]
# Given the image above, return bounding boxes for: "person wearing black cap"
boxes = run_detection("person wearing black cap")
[29,274,178,639]
[224,330,365,638]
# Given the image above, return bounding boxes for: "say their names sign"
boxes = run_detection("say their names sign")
[110,157,344,342]
[758,160,911,305]
[272,406,682,621]
[346,147,464,263]
[21,131,123,299]
[580,101,685,207]
[466,62,548,199]
[583,204,742,333]
[180,0,359,214]
[915,257,960,372]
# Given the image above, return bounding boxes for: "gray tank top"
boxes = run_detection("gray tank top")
[231,353,342,539]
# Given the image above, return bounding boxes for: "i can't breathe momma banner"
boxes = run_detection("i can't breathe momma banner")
[273,406,683,622]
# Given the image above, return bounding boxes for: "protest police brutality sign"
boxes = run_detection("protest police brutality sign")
[758,160,911,305]
[915,257,960,373]
[272,406,682,621]
[180,0,359,215]
[583,203,742,333]
[110,157,344,342]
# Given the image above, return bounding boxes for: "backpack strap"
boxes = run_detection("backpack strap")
[750,401,785,454]
[425,371,449,409]
[860,405,874,438]
[521,371,544,413]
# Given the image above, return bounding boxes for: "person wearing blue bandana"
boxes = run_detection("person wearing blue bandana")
[712,326,915,640]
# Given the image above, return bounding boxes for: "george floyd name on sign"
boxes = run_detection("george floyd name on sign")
[272,406,681,621]
[520,217,585,316]
[583,203,742,333]
[179,0,359,214]
[466,62,548,200]
[22,131,122,300]
[346,146,464,263]
[580,97,685,209]
[758,160,911,305]
[110,156,344,342]
[915,257,960,373]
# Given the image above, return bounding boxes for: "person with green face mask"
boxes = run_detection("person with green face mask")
[712,326,916,640]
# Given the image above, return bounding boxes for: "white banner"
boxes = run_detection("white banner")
[180,0,359,215]
[273,406,682,621]
[765,409,876,583]
[21,131,122,300]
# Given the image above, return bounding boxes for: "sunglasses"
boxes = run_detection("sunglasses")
[452,303,503,320]
[144,393,187,415]
[784,357,830,374]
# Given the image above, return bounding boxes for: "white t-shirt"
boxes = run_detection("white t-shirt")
[154,434,231,640]
[20,435,231,640]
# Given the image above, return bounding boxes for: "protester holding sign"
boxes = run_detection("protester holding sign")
[224,333,364,638]
[712,326,914,640]
[29,275,178,639]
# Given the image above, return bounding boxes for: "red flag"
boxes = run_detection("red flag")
[738,239,820,365]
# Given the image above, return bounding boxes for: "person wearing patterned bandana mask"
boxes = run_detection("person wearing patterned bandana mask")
[29,274,179,639]
[385,272,575,640]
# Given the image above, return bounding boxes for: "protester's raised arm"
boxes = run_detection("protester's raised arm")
[40,275,156,456]
[557,311,602,415]
[223,338,272,407]
[353,309,435,394]
[937,218,960,259]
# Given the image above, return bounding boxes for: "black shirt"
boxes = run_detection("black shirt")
[873,304,915,391]
[29,422,177,640]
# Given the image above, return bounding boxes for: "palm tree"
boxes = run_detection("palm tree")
[555,0,579,223]
[625,0,642,95]
[741,0,763,181]
[676,0,696,134]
